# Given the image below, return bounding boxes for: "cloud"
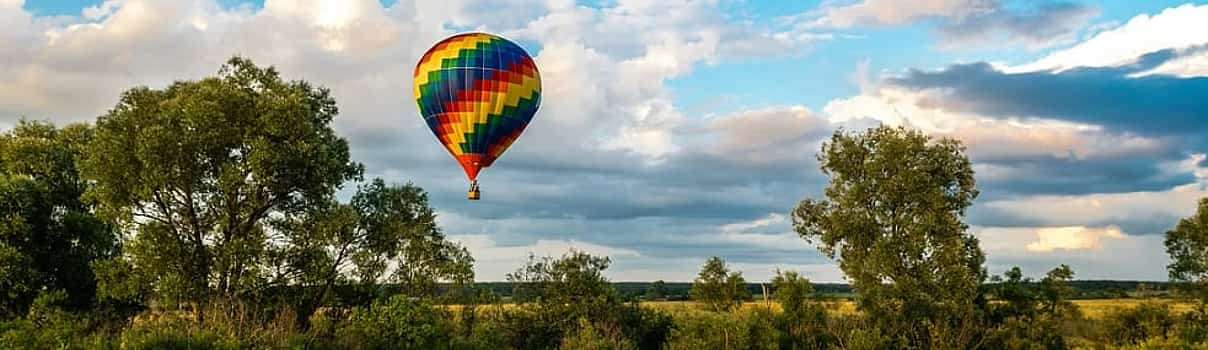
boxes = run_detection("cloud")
[1024,225,1125,252]
[888,55,1208,137]
[822,84,1187,197]
[1008,3,1208,73]
[972,157,1207,236]
[975,225,1168,280]
[806,0,1097,49]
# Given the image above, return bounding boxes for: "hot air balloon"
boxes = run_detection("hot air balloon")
[413,32,541,200]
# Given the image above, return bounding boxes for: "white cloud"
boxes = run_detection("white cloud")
[721,213,786,234]
[811,0,976,27]
[1008,3,1208,73]
[803,0,1096,49]
[822,86,1166,163]
[975,225,1168,279]
[704,106,827,164]
[1024,225,1125,252]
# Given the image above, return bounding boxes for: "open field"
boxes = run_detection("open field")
[449,299,1198,320]
[643,299,1199,319]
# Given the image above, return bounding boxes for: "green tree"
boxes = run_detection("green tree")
[983,266,1078,350]
[771,269,829,349]
[690,256,749,312]
[0,120,117,317]
[1166,198,1208,304]
[503,250,673,350]
[792,126,985,348]
[81,57,363,305]
[645,280,668,301]
[270,178,473,321]
[1040,264,1076,315]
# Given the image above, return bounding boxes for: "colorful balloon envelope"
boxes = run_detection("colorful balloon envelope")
[413,32,541,200]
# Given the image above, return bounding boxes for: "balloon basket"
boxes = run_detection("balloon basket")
[467,181,481,200]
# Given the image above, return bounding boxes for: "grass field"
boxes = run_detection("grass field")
[451,299,1197,320]
[637,299,1198,319]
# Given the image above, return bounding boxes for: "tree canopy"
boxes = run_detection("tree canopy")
[0,121,117,317]
[1166,197,1208,303]
[689,256,749,312]
[792,125,986,346]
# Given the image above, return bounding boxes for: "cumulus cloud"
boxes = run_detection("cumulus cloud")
[805,0,1097,49]
[1009,3,1208,73]
[975,225,1167,279]
[1024,225,1125,252]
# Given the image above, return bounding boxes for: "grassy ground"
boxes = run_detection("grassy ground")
[638,299,1197,319]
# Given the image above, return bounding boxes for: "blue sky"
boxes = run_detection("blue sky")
[6,0,1208,282]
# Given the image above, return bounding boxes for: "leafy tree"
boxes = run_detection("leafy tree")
[1166,197,1208,304]
[0,120,117,317]
[984,266,1079,350]
[690,256,749,312]
[508,250,620,317]
[1040,264,1076,315]
[270,178,473,320]
[81,57,363,305]
[503,250,673,350]
[792,126,985,347]
[771,269,829,349]
[645,280,668,301]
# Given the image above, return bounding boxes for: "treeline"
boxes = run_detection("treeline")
[2,57,1208,349]
[458,280,1174,301]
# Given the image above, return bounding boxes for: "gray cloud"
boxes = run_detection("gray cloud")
[888,47,1208,136]
[935,0,1098,49]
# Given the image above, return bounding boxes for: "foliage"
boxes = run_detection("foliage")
[501,250,674,350]
[0,121,118,316]
[792,125,985,348]
[771,269,830,349]
[1100,301,1179,345]
[560,318,637,350]
[982,265,1082,350]
[690,256,750,312]
[645,280,668,301]
[1166,197,1208,304]
[270,178,473,322]
[82,56,364,304]
[335,295,450,350]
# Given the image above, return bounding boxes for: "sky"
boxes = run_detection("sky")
[4,0,1208,282]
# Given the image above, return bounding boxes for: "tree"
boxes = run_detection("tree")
[270,178,473,321]
[0,120,117,317]
[645,280,668,301]
[507,250,619,315]
[1040,264,1076,315]
[792,126,985,347]
[1166,198,1208,304]
[771,269,829,349]
[983,265,1078,350]
[82,57,363,305]
[690,256,749,312]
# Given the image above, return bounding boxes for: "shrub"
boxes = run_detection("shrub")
[560,318,637,350]
[1101,302,1179,345]
[335,295,450,350]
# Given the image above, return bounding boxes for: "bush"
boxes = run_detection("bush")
[335,295,451,350]
[560,318,637,350]
[1101,302,1179,345]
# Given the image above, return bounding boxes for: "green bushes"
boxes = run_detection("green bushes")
[334,296,451,350]
[1094,301,1208,347]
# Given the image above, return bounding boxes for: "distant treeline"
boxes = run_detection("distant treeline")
[421,280,1175,301]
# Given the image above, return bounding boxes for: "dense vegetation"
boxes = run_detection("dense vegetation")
[2,57,1207,349]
